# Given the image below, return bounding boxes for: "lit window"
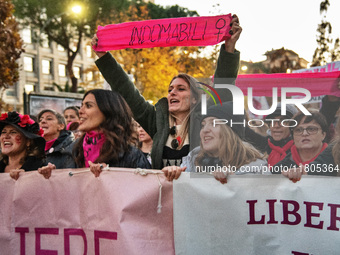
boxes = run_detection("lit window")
[22,28,32,44]
[73,66,81,79]
[86,45,92,58]
[57,44,65,51]
[25,84,35,93]
[24,57,34,72]
[42,60,51,74]
[86,71,93,81]
[58,64,66,77]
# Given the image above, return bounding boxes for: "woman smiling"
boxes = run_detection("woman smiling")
[73,89,150,176]
[0,112,46,179]
[162,102,268,183]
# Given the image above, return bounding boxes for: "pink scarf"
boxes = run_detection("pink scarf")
[83,131,106,167]
[45,138,57,152]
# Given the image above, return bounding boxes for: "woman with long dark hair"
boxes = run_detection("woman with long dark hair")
[73,89,150,176]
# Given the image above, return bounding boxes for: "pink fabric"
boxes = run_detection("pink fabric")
[235,71,340,97]
[94,14,232,51]
[83,131,106,167]
[0,170,174,254]
[45,138,57,152]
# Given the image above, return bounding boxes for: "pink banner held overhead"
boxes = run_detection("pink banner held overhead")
[235,71,340,97]
[94,14,232,51]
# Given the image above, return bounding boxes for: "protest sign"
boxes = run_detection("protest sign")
[2,170,340,254]
[0,169,174,255]
[173,173,340,255]
[94,14,232,51]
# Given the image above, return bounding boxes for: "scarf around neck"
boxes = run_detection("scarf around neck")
[267,138,294,167]
[291,143,328,166]
[83,131,106,167]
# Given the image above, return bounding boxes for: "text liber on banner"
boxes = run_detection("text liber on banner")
[94,14,232,51]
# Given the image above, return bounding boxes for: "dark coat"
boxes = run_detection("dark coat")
[106,145,151,169]
[73,144,151,169]
[0,156,47,173]
[45,130,76,169]
[308,144,338,176]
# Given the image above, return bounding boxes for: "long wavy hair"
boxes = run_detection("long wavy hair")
[195,123,263,169]
[168,73,202,148]
[73,89,137,167]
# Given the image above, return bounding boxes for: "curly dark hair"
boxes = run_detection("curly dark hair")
[73,89,137,167]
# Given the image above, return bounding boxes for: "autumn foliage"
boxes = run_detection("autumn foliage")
[0,0,23,89]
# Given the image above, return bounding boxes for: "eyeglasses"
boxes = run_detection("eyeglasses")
[169,126,179,149]
[293,126,320,136]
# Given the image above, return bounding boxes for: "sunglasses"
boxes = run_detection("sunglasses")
[169,126,180,149]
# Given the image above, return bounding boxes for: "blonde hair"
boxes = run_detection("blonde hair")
[196,124,263,169]
[168,73,202,149]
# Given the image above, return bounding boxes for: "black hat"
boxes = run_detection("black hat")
[0,112,45,154]
[265,103,298,120]
[201,102,245,139]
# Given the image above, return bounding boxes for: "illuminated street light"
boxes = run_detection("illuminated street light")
[71,5,82,15]
[241,65,248,71]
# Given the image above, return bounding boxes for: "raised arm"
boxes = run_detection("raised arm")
[91,36,157,138]
[214,15,242,102]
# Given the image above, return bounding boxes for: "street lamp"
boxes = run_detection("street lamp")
[36,5,82,92]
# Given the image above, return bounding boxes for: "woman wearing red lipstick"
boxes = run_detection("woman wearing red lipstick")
[0,111,46,179]
[92,15,242,169]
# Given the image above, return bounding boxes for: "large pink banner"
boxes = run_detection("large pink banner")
[235,71,340,97]
[0,169,174,254]
[94,14,232,51]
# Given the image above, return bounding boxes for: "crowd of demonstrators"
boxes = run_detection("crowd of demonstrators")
[0,112,46,179]
[162,102,269,183]
[245,104,297,167]
[38,89,151,178]
[91,15,242,169]
[38,109,76,169]
[137,123,153,167]
[1,14,340,185]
